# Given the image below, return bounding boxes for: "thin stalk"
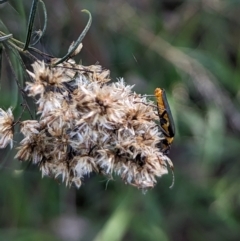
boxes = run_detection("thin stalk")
[0,34,13,42]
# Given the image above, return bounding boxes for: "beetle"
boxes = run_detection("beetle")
[154,88,175,155]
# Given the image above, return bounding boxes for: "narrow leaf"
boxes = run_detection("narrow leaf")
[53,9,92,65]
[23,0,39,50]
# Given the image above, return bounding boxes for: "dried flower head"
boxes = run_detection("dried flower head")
[0,108,14,148]
[15,58,174,190]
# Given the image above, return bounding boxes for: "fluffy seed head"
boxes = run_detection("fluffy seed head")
[15,59,173,190]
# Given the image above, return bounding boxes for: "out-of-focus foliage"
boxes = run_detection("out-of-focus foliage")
[0,0,240,240]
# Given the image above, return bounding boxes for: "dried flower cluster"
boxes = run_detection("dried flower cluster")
[0,57,173,190]
[0,108,14,148]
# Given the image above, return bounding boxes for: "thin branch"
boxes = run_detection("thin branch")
[0,31,54,62]
[13,103,27,126]
[28,46,54,59]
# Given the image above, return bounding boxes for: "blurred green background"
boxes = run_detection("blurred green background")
[1,0,240,240]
